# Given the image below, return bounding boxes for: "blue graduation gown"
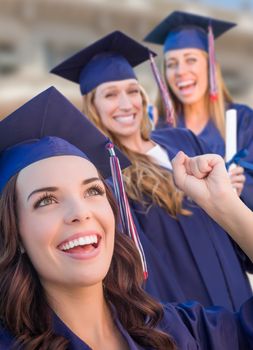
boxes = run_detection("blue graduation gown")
[1,298,253,349]
[129,128,252,311]
[159,103,253,210]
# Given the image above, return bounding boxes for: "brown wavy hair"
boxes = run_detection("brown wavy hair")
[83,86,189,217]
[156,51,233,139]
[0,174,176,350]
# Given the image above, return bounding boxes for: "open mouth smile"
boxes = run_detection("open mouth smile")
[58,233,102,259]
[177,80,196,90]
[176,79,196,96]
[114,114,135,124]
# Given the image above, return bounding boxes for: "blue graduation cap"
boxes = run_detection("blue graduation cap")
[0,86,130,192]
[144,11,236,53]
[0,86,147,278]
[51,30,154,95]
[144,11,236,100]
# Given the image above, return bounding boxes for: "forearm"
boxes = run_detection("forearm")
[203,192,253,262]
[240,173,253,210]
[172,151,253,260]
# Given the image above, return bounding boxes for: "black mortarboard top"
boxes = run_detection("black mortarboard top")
[50,30,156,95]
[0,86,130,192]
[144,11,236,53]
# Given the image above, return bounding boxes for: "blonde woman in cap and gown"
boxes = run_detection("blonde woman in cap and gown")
[144,11,253,210]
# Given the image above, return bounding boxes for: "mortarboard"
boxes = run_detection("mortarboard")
[0,86,130,192]
[51,31,154,95]
[51,30,175,125]
[144,11,236,52]
[0,86,147,278]
[144,11,236,101]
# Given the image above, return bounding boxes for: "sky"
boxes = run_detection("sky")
[204,0,253,10]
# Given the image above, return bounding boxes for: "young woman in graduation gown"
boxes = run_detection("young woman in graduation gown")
[1,87,253,350]
[144,11,253,210]
[51,31,252,312]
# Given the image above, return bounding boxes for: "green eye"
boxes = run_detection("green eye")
[85,185,105,198]
[34,194,57,208]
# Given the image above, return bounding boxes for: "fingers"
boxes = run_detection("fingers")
[172,151,187,166]
[186,154,223,179]
[230,174,246,185]
[172,152,224,179]
[229,169,246,196]
[229,166,245,187]
[232,180,245,196]
[228,166,244,176]
[172,153,230,201]
[186,157,211,179]
[172,151,188,188]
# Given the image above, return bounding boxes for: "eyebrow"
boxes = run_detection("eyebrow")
[167,52,197,61]
[184,52,197,57]
[101,83,139,92]
[27,177,101,201]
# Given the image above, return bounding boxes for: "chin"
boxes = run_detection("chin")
[178,95,200,105]
[68,273,108,288]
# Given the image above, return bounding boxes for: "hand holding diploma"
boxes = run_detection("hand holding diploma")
[225,109,237,164]
[228,165,245,196]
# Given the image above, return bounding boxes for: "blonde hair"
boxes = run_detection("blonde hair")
[83,85,189,217]
[156,51,233,139]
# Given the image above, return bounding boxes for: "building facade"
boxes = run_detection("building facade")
[1,0,253,119]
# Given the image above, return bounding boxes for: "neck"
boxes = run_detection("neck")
[45,283,126,349]
[119,133,154,154]
[183,97,209,134]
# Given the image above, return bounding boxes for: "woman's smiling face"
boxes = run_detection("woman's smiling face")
[93,79,143,141]
[165,48,209,106]
[16,155,115,291]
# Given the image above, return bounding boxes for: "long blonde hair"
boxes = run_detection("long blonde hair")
[157,51,233,139]
[83,85,189,217]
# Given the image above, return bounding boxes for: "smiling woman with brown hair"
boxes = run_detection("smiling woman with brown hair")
[0,87,175,350]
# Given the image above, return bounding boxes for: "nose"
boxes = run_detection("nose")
[64,198,91,225]
[175,61,187,76]
[118,91,132,110]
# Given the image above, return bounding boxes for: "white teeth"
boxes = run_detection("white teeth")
[79,237,85,245]
[177,80,194,88]
[115,115,134,123]
[62,242,70,250]
[60,235,98,251]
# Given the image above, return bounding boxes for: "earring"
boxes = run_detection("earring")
[20,245,25,254]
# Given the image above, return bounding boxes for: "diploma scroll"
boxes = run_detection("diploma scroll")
[225,109,237,166]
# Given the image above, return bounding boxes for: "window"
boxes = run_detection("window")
[0,42,18,75]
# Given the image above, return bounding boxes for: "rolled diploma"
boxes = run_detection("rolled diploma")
[225,109,237,164]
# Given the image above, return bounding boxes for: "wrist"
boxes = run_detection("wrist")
[201,189,239,224]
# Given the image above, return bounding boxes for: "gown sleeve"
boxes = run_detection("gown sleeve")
[159,298,253,350]
[236,104,253,211]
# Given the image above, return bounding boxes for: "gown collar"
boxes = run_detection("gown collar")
[52,305,146,350]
